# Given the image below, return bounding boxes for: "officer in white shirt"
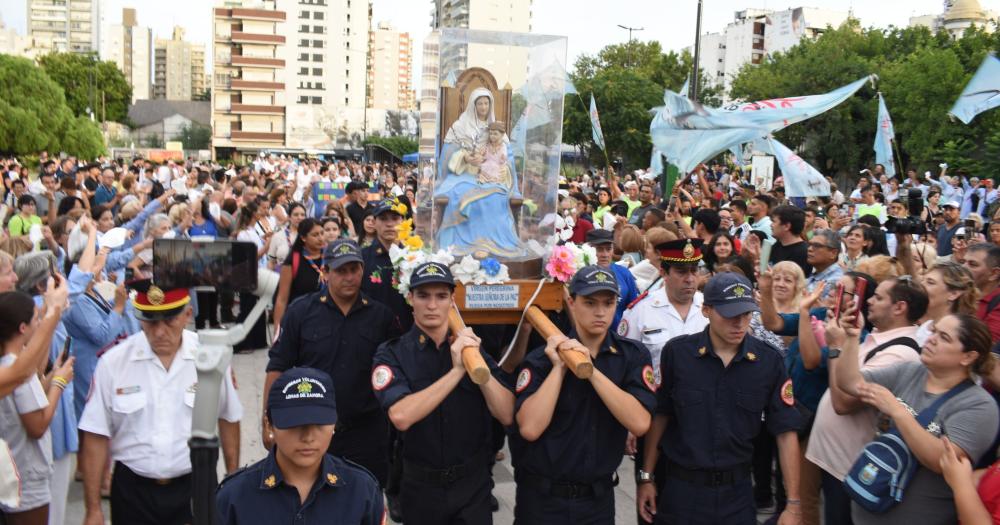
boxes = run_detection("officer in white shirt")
[79,280,242,525]
[616,238,709,525]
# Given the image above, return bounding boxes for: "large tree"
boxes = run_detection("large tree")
[0,54,104,158]
[729,20,1000,176]
[38,52,132,124]
[565,41,723,170]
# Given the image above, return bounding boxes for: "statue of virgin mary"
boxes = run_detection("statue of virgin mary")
[434,87,523,258]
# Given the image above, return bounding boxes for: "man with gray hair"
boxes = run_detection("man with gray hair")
[14,250,59,296]
[805,228,844,299]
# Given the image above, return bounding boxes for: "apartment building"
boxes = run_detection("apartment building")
[154,26,207,100]
[368,21,415,112]
[101,8,152,101]
[27,0,100,54]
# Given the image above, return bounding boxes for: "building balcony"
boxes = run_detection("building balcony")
[231,131,284,142]
[231,8,286,21]
[230,79,284,91]
[231,32,285,45]
[231,55,285,67]
[231,104,284,115]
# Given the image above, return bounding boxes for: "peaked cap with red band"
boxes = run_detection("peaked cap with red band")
[655,238,703,265]
[130,279,191,321]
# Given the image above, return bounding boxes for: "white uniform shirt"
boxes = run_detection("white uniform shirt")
[78,330,242,479]
[617,288,708,385]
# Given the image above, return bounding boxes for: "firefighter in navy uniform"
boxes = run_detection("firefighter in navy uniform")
[617,238,708,525]
[511,264,657,525]
[636,272,803,525]
[265,238,399,487]
[360,197,413,521]
[372,262,514,525]
[361,197,413,330]
[216,368,385,525]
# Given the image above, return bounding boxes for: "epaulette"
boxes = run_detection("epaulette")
[626,290,649,310]
[341,457,380,485]
[217,464,254,490]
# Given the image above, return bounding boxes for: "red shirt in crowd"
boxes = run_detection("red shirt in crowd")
[977,287,1000,341]
[570,218,594,244]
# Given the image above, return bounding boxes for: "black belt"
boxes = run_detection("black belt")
[665,460,751,487]
[403,451,489,486]
[115,462,191,486]
[518,472,616,499]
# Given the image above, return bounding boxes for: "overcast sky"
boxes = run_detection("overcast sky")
[3,0,997,77]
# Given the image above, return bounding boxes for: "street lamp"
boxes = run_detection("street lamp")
[616,24,644,67]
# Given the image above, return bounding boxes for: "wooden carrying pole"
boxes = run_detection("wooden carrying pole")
[524,306,593,379]
[447,308,491,385]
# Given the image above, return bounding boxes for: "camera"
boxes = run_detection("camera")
[886,188,927,235]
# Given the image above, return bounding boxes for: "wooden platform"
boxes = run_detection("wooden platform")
[453,279,564,324]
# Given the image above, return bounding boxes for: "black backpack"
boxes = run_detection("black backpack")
[863,337,921,364]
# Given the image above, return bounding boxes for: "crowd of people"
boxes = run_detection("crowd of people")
[1,150,1000,525]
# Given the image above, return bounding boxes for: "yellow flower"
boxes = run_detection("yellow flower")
[393,203,408,216]
[397,219,413,240]
[403,235,424,250]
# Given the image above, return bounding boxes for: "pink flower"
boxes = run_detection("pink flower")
[546,246,576,282]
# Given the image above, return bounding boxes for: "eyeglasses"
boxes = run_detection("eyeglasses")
[807,242,834,250]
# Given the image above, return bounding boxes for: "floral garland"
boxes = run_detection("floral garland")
[390,222,510,298]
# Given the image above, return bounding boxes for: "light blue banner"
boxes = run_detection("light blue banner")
[764,137,831,198]
[650,76,873,172]
[590,94,606,152]
[874,93,897,178]
[950,53,1000,125]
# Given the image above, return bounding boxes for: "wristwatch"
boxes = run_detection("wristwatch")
[828,348,842,359]
[637,470,655,484]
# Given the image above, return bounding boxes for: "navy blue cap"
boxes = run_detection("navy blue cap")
[267,368,337,429]
[569,265,619,297]
[703,272,759,318]
[585,228,614,245]
[322,239,363,269]
[372,198,403,218]
[345,180,368,193]
[409,262,454,289]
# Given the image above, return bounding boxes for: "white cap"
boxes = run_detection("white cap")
[942,200,961,209]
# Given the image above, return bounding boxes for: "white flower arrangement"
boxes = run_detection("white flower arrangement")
[390,238,511,298]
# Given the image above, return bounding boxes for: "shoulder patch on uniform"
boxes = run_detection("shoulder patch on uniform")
[781,379,794,406]
[626,290,648,310]
[617,319,629,337]
[372,365,393,391]
[515,369,532,393]
[642,365,656,391]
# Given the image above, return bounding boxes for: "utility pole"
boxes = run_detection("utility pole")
[691,0,704,101]
[616,24,644,67]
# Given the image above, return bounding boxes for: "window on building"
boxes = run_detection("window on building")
[299,53,309,61]
[313,40,323,48]
[345,69,349,77]
[311,96,322,104]
[312,53,323,62]
[344,83,349,91]
[312,68,322,76]
[345,97,349,105]
[299,24,309,33]
[299,39,310,47]
[299,10,309,18]
[315,82,324,89]
[298,96,309,103]
[314,11,324,20]
[299,67,308,75]
[313,25,324,34]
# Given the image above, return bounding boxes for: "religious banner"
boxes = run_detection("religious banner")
[873,93,897,177]
[950,53,1000,124]
[590,94,607,152]
[765,137,831,198]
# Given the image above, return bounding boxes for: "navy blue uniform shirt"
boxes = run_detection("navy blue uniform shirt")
[216,452,384,525]
[657,328,801,470]
[267,290,399,422]
[361,242,414,331]
[372,326,509,468]
[511,331,657,482]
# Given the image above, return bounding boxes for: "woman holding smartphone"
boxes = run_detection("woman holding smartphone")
[234,200,273,352]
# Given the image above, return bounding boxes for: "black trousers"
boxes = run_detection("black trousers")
[401,467,492,525]
[329,412,390,488]
[634,437,667,525]
[655,476,756,525]
[110,462,192,525]
[194,290,218,329]
[514,477,615,525]
[233,292,267,351]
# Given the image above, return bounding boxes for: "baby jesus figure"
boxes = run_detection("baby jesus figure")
[474,121,511,187]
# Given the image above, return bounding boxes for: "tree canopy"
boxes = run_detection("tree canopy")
[0,54,105,158]
[729,20,1000,177]
[38,52,132,124]
[564,41,724,170]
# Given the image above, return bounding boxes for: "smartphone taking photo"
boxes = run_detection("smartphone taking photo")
[153,239,259,292]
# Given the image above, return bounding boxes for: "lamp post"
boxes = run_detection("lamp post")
[616,24,644,67]
[691,0,704,101]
